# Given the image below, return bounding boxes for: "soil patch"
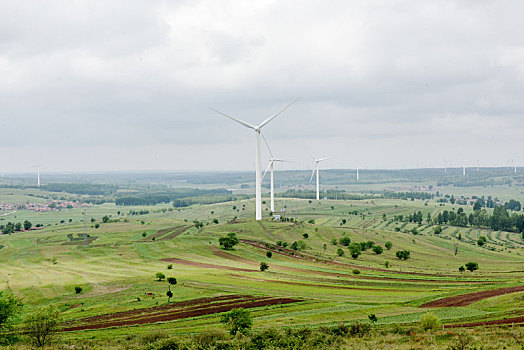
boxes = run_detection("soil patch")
[63,294,301,331]
[445,315,524,328]
[421,285,524,308]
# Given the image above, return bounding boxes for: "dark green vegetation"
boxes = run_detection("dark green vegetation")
[1,168,524,348]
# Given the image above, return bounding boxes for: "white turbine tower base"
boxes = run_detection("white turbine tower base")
[211,99,298,220]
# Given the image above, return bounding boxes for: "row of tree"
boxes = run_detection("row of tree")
[1,220,32,234]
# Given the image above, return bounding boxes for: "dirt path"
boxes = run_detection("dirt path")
[63,294,301,331]
[421,285,524,308]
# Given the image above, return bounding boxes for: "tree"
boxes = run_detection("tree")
[220,308,252,335]
[339,237,351,246]
[368,314,378,324]
[167,277,177,289]
[166,290,173,303]
[433,225,442,235]
[302,233,309,239]
[336,248,345,257]
[102,215,110,223]
[465,262,479,272]
[372,245,383,255]
[219,233,239,250]
[477,236,487,246]
[459,266,465,273]
[167,264,173,269]
[260,262,269,271]
[420,312,440,331]
[155,272,166,281]
[74,286,82,294]
[385,241,392,250]
[25,306,62,347]
[23,220,32,230]
[212,218,219,224]
[266,251,272,258]
[396,250,411,260]
[0,292,21,343]
[348,243,361,259]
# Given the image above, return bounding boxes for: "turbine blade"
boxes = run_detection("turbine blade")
[306,150,316,161]
[209,108,255,129]
[261,132,273,158]
[257,98,299,129]
[310,168,316,183]
[262,161,272,180]
[317,157,331,162]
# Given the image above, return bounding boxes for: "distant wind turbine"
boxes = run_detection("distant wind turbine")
[356,167,360,181]
[261,134,290,213]
[308,152,330,200]
[211,99,299,220]
[31,164,41,187]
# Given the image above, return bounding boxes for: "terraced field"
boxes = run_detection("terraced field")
[1,195,523,346]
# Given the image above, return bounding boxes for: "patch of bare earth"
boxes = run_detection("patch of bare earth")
[63,294,301,331]
[421,285,524,308]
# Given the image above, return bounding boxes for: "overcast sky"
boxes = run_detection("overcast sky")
[1,0,524,173]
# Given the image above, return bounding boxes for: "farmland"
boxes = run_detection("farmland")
[0,171,524,349]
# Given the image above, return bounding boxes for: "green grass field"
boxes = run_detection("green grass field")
[1,185,524,348]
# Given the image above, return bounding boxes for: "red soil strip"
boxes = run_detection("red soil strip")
[445,315,524,328]
[63,294,301,331]
[239,239,487,279]
[160,257,256,272]
[421,285,524,308]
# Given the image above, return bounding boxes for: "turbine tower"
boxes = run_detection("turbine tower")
[31,164,41,187]
[356,167,359,181]
[211,99,298,220]
[261,134,289,213]
[309,153,329,200]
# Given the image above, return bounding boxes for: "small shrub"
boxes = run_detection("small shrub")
[368,314,377,323]
[352,269,360,274]
[302,233,309,239]
[339,237,351,246]
[337,248,345,257]
[308,219,315,224]
[195,328,229,349]
[385,241,392,250]
[396,250,411,260]
[74,286,82,294]
[260,262,269,271]
[220,308,252,335]
[420,312,440,331]
[167,264,173,270]
[349,321,371,338]
[384,261,390,268]
[266,251,272,258]
[372,245,383,255]
[459,265,465,273]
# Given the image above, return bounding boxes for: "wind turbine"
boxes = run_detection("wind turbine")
[356,167,360,181]
[308,152,330,200]
[31,164,41,187]
[211,99,298,220]
[261,134,290,213]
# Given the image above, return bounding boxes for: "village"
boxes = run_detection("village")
[0,200,90,213]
